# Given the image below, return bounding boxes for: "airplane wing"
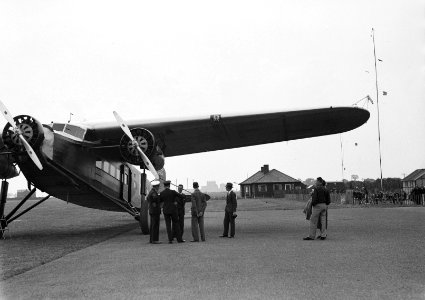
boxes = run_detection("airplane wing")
[84,106,369,158]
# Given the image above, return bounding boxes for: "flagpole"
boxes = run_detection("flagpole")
[372,28,383,190]
[339,134,345,181]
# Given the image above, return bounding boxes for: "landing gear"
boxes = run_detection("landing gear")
[0,180,50,239]
[139,198,149,235]
[0,180,9,239]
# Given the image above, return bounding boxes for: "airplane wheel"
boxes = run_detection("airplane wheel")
[139,199,150,235]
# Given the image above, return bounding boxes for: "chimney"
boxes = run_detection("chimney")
[261,164,269,174]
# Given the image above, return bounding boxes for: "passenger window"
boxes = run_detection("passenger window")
[110,165,116,178]
[103,161,110,173]
[96,161,102,169]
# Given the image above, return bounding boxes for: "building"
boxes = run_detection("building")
[16,189,37,200]
[201,181,220,193]
[402,169,425,194]
[239,164,305,198]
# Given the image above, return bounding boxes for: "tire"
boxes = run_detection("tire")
[139,198,150,235]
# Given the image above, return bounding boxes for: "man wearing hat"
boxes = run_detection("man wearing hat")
[220,182,237,238]
[175,184,188,239]
[190,182,207,242]
[303,177,330,240]
[159,180,185,243]
[147,180,161,244]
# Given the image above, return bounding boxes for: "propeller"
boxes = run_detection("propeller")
[113,111,159,180]
[0,100,43,170]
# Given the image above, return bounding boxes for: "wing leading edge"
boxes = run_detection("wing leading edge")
[86,107,369,158]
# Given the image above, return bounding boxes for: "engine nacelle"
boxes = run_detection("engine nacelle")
[119,128,164,170]
[2,115,45,152]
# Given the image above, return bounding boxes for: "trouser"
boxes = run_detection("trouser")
[191,215,205,241]
[149,214,160,242]
[164,212,183,242]
[223,211,235,237]
[177,211,185,237]
[309,203,328,238]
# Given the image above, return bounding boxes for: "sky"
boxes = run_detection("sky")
[0,0,424,194]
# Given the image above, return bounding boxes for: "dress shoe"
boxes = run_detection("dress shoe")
[219,235,228,238]
[320,237,326,240]
[228,236,234,238]
[316,236,321,239]
[178,240,185,243]
[303,237,314,240]
[190,240,199,242]
[168,241,173,244]
[152,241,162,244]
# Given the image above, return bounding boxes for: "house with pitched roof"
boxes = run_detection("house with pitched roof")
[402,169,425,194]
[239,164,306,198]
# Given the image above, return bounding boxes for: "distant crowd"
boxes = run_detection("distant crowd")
[352,187,425,206]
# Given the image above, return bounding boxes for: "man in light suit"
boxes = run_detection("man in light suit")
[190,182,207,242]
[220,182,237,238]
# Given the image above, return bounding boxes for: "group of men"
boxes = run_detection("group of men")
[146,180,238,244]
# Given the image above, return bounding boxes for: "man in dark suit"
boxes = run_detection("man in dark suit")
[147,180,161,244]
[159,180,185,243]
[220,182,237,238]
[175,184,187,239]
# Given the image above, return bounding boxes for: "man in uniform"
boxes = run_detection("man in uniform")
[159,180,185,243]
[147,180,161,244]
[190,182,207,242]
[220,182,237,238]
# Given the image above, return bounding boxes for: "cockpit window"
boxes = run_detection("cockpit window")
[64,124,86,139]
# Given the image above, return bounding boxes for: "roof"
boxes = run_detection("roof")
[403,169,425,182]
[240,169,300,185]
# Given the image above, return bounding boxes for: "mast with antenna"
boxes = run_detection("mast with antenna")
[372,28,384,190]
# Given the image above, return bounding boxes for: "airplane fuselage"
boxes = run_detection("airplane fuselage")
[18,124,144,213]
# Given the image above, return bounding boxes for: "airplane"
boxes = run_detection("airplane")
[0,100,369,237]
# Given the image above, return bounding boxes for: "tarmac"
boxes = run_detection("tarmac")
[1,204,425,299]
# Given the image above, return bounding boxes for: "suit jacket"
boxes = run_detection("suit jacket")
[176,193,190,215]
[191,188,207,216]
[312,186,331,206]
[147,189,161,215]
[225,190,237,213]
[303,198,312,220]
[160,188,184,215]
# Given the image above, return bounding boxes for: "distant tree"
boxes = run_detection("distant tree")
[303,178,315,186]
[351,174,359,181]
